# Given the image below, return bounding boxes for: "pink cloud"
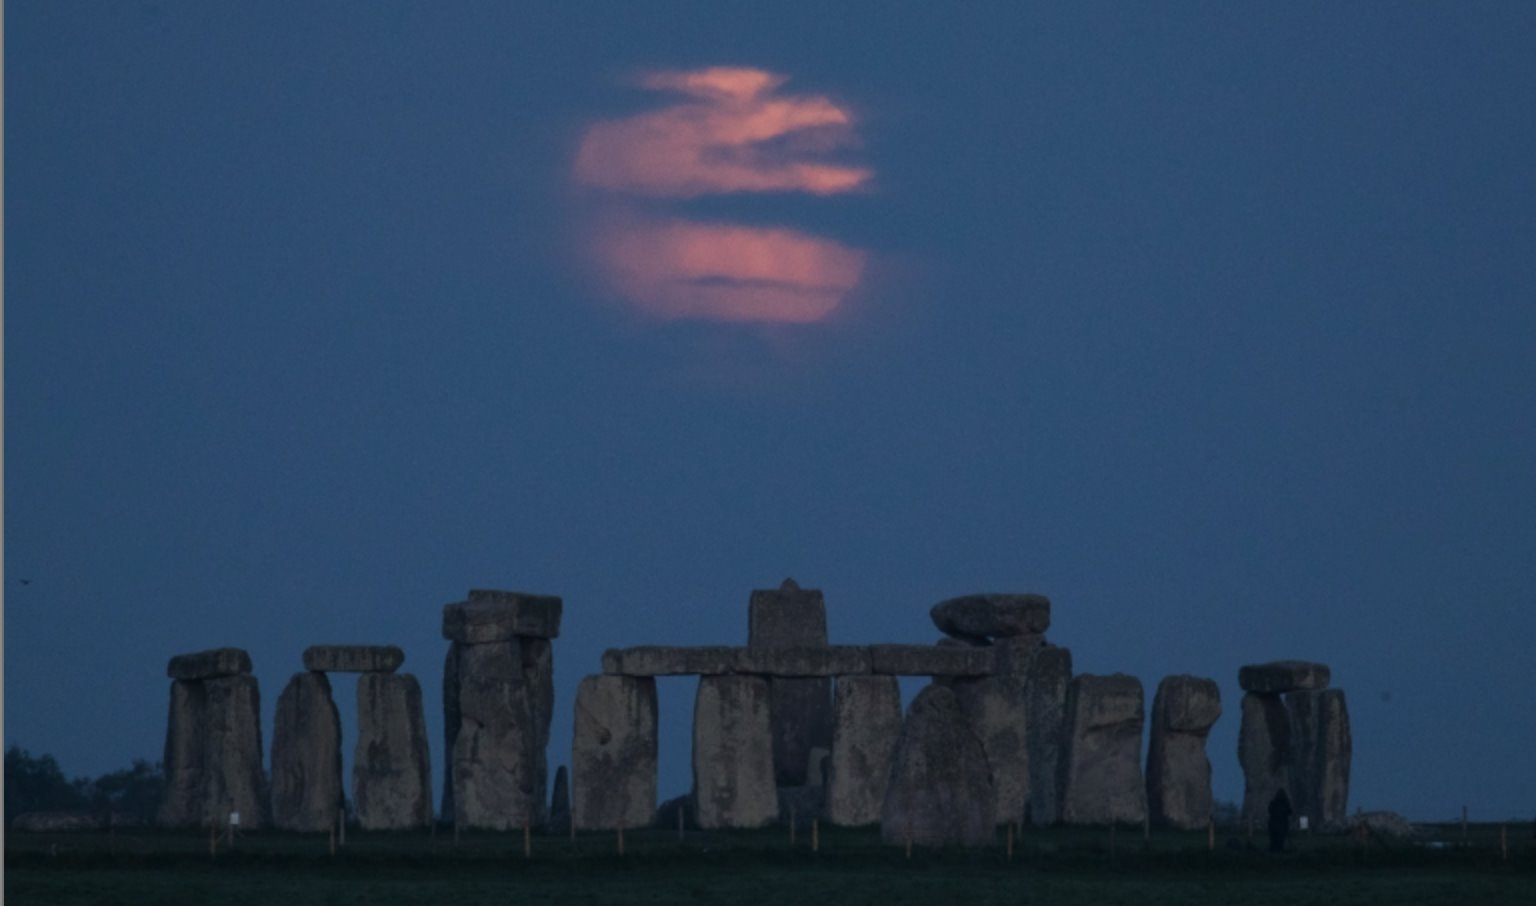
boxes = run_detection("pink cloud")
[594,216,866,323]
[573,67,872,198]
[572,67,872,324]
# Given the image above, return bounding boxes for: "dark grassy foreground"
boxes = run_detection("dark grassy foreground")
[7,822,1534,905]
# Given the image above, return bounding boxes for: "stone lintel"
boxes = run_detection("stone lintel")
[302,645,405,673]
[167,647,253,680]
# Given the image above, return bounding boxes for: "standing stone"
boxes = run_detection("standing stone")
[196,675,268,829]
[952,675,1029,827]
[353,673,432,830]
[521,637,555,824]
[158,680,208,828]
[692,675,778,829]
[270,672,343,832]
[1058,674,1146,826]
[1012,643,1072,825]
[880,684,995,847]
[571,674,658,830]
[1287,688,1351,830]
[748,579,833,788]
[826,675,902,826]
[548,765,571,834]
[452,640,538,830]
[1145,675,1221,829]
[1238,692,1292,825]
[441,643,460,824]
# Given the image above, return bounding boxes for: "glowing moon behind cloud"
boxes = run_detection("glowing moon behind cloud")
[573,67,871,324]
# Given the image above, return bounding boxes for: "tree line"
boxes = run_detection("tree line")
[4,746,164,827]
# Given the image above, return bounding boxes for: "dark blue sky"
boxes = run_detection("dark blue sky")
[7,2,1534,821]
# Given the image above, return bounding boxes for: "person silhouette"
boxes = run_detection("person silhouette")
[1268,789,1293,853]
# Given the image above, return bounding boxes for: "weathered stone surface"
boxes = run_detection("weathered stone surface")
[747,579,827,647]
[158,675,268,829]
[11,811,109,833]
[602,646,738,676]
[1146,675,1221,829]
[353,673,432,830]
[868,644,994,676]
[693,675,778,829]
[1238,661,1330,694]
[768,677,833,786]
[167,648,251,681]
[881,684,995,847]
[442,639,523,825]
[1238,692,1292,825]
[452,654,539,829]
[931,594,1051,640]
[1059,674,1146,826]
[270,672,343,832]
[548,765,571,834]
[302,645,405,674]
[521,637,554,824]
[827,675,902,826]
[443,591,563,643]
[572,674,658,830]
[1286,688,1351,830]
[997,642,1072,825]
[734,646,872,676]
[159,680,208,827]
[952,676,1030,827]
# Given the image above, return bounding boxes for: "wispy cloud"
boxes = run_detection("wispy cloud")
[574,67,872,198]
[572,67,873,324]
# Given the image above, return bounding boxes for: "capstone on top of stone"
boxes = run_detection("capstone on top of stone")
[302,645,405,674]
[167,647,252,680]
[443,591,563,642]
[1237,660,1330,694]
[931,594,1050,640]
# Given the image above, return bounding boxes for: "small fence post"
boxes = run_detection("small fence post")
[523,821,531,860]
[1006,823,1014,862]
[617,818,625,856]
[812,818,819,853]
[790,806,797,847]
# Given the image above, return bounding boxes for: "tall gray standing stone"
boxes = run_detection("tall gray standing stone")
[693,675,778,829]
[1145,675,1221,829]
[270,672,343,832]
[748,579,833,788]
[1238,691,1292,825]
[158,680,208,828]
[451,640,539,830]
[1286,688,1351,830]
[521,637,554,824]
[880,684,995,847]
[1015,643,1071,825]
[353,673,432,830]
[1059,674,1146,826]
[952,675,1030,827]
[199,675,268,829]
[571,674,658,830]
[826,675,902,826]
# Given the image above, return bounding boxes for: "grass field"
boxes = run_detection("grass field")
[7,822,1534,905]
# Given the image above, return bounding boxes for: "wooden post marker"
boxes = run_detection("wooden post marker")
[790,807,797,847]
[454,818,461,847]
[1006,823,1014,862]
[617,818,625,856]
[523,821,531,860]
[1207,821,1215,852]
[677,805,685,843]
[208,823,216,858]
[329,825,336,857]
[812,818,819,853]
[339,808,346,847]
[1462,805,1469,843]
[905,818,913,860]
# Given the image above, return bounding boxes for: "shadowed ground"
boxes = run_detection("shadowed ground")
[6,823,1533,905]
